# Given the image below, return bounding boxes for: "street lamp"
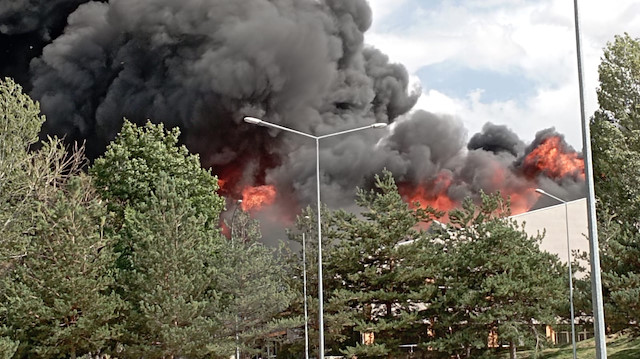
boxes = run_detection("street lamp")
[243,116,387,358]
[535,189,577,359]
[573,2,607,357]
[230,199,242,359]
[302,215,310,359]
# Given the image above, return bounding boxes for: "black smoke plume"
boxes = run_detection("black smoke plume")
[2,0,585,233]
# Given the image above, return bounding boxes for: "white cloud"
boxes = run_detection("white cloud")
[365,0,640,148]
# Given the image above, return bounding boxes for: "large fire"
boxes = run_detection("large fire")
[522,136,585,180]
[241,185,277,211]
[397,135,583,219]
[399,171,458,214]
[216,135,584,224]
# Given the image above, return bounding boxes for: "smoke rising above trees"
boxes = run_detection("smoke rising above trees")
[1,0,585,223]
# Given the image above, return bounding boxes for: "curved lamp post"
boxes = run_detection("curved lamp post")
[243,116,387,358]
[535,189,576,359]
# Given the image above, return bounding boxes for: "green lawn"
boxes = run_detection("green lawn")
[501,332,640,359]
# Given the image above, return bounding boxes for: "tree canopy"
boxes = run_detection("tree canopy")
[591,33,640,333]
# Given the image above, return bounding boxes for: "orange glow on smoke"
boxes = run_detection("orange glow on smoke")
[523,136,585,180]
[241,185,277,211]
[508,187,539,215]
[399,171,458,214]
[488,166,537,215]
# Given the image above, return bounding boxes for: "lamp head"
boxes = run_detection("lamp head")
[243,116,262,125]
[371,122,387,129]
[535,188,545,194]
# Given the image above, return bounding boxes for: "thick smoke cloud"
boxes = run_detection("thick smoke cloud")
[30,0,418,163]
[468,122,525,157]
[0,0,87,36]
[3,0,585,234]
[0,0,93,85]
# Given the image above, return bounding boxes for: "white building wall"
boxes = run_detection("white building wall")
[510,198,589,274]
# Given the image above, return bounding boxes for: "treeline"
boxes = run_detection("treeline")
[4,32,640,359]
[0,77,571,359]
[0,78,296,359]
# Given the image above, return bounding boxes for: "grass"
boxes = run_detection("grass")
[501,332,640,359]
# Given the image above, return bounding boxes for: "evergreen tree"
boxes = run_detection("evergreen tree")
[0,77,43,357]
[89,121,230,357]
[90,119,223,229]
[218,210,297,357]
[118,175,227,358]
[1,173,125,359]
[0,77,124,358]
[591,33,640,332]
[429,193,565,359]
[0,77,46,262]
[324,170,442,358]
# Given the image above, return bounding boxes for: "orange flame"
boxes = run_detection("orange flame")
[523,136,585,180]
[488,166,538,215]
[399,171,458,214]
[241,185,277,211]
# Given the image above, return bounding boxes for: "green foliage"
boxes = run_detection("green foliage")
[429,193,566,358]
[215,227,297,357]
[0,334,18,359]
[324,170,442,358]
[117,175,226,358]
[1,174,125,359]
[0,77,47,260]
[0,77,124,358]
[0,77,45,188]
[591,33,640,333]
[90,120,224,228]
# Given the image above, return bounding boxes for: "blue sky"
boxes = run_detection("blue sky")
[365,0,640,149]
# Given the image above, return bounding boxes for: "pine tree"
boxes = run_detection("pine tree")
[118,175,227,358]
[323,170,442,358]
[89,121,229,357]
[90,119,223,229]
[429,193,565,359]
[217,210,297,357]
[591,33,640,332]
[2,173,126,359]
[0,77,46,264]
[1,77,124,358]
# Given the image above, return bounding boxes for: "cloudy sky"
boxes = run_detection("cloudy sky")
[365,0,640,149]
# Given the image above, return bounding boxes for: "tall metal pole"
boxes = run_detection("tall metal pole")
[242,116,386,359]
[316,138,325,359]
[572,1,607,357]
[303,232,310,359]
[536,189,576,359]
[564,202,578,359]
[231,199,242,359]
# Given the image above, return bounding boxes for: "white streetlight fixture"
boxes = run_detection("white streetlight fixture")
[535,189,577,359]
[243,116,387,358]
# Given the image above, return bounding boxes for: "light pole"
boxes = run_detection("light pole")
[302,229,310,359]
[535,189,576,359]
[244,116,387,358]
[573,1,607,357]
[230,199,242,359]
